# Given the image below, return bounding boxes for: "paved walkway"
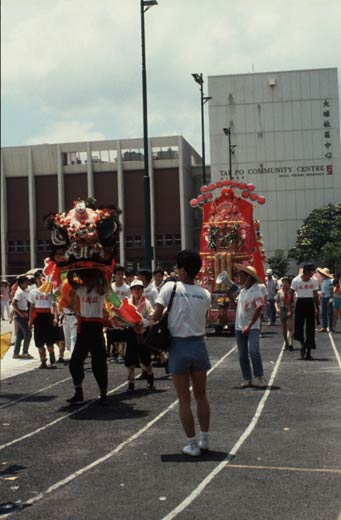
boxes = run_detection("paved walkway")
[0,320,71,381]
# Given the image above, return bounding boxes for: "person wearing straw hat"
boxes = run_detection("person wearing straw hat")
[316,267,334,333]
[234,264,267,388]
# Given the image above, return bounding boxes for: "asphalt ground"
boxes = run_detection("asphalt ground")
[0,326,340,520]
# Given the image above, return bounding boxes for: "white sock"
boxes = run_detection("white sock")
[187,436,198,446]
[200,431,209,442]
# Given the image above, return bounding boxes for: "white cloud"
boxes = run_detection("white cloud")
[24,120,107,145]
[2,0,341,153]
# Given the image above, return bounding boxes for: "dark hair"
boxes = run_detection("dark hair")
[125,270,134,278]
[176,250,202,279]
[153,268,163,276]
[34,270,43,279]
[303,263,315,274]
[114,265,125,274]
[17,276,29,286]
[137,268,152,283]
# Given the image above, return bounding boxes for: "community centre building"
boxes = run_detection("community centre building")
[208,67,341,257]
[0,136,203,276]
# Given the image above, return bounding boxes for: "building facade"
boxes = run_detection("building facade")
[0,136,202,276]
[208,68,341,258]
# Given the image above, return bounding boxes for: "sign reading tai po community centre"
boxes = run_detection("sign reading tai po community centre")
[219,163,334,180]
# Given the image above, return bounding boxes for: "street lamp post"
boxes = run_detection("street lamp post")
[192,73,211,186]
[141,0,157,269]
[223,127,237,180]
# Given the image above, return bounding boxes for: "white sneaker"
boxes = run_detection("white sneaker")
[240,380,252,388]
[253,376,267,388]
[182,444,201,457]
[198,439,209,450]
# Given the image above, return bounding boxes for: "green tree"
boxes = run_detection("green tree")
[289,203,341,271]
[267,250,290,277]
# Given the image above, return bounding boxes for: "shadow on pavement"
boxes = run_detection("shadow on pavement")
[161,450,228,463]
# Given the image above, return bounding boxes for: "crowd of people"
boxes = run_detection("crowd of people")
[1,254,340,456]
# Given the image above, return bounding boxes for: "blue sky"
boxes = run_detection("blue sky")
[2,0,341,157]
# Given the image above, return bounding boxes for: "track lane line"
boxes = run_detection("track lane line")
[1,346,237,517]
[161,343,285,520]
[0,346,236,450]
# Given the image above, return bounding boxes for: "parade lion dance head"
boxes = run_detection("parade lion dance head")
[45,198,121,266]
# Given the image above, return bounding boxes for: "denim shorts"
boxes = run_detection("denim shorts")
[168,336,211,375]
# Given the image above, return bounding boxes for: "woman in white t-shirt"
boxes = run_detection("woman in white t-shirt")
[234,265,266,389]
[153,250,211,457]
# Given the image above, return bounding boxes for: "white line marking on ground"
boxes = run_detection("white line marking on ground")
[161,343,285,520]
[328,332,341,371]
[0,346,237,517]
[0,347,236,450]
[0,380,126,451]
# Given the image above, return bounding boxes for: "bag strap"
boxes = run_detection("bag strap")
[166,282,177,315]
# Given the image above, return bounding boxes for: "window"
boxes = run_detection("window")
[7,240,31,253]
[152,146,179,160]
[126,235,144,248]
[62,151,87,165]
[7,241,15,253]
[165,234,173,246]
[122,149,144,162]
[174,233,181,246]
[155,233,181,247]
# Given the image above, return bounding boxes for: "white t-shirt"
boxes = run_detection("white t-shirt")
[111,282,131,301]
[156,281,211,337]
[28,288,53,309]
[291,275,319,298]
[144,283,159,307]
[235,284,264,330]
[13,287,29,311]
[76,287,105,318]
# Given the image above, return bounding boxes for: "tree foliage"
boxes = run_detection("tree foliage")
[268,250,290,277]
[289,204,341,271]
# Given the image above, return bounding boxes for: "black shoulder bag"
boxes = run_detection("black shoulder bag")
[145,282,177,353]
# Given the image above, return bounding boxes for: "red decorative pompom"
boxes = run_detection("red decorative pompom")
[223,179,231,186]
[232,180,239,188]
[241,190,249,198]
[200,185,208,193]
[205,192,213,200]
[239,182,247,190]
[257,196,266,204]
[216,180,223,188]
[208,183,216,191]
[197,194,205,203]
[247,183,255,191]
[250,193,258,201]
[190,199,198,207]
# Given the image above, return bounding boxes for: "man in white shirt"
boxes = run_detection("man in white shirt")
[28,270,58,368]
[234,265,266,388]
[108,265,130,361]
[11,276,33,359]
[137,268,158,307]
[152,269,164,292]
[265,268,278,325]
[290,263,319,360]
